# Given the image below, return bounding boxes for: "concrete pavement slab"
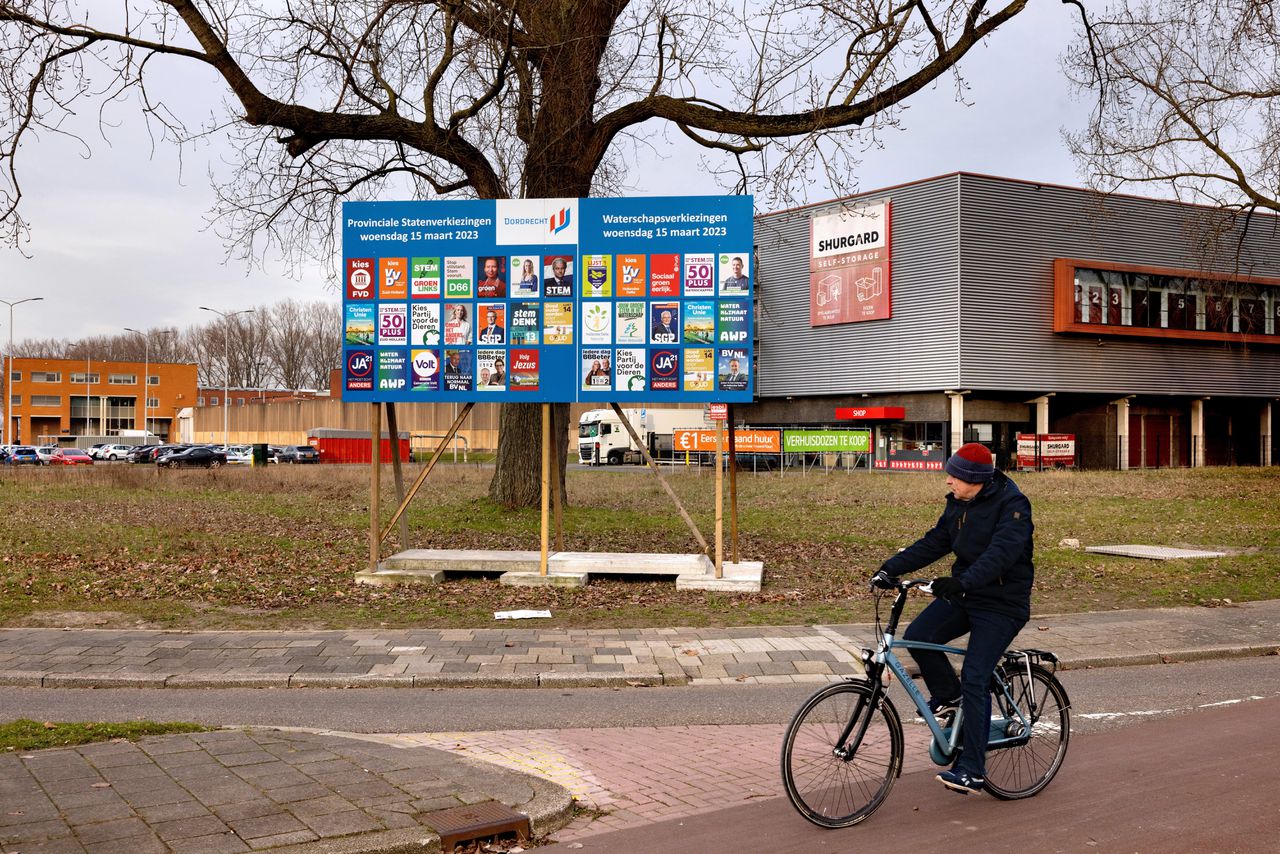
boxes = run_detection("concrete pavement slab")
[0,729,572,854]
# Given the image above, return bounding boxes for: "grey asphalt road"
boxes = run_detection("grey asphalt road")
[0,655,1275,734]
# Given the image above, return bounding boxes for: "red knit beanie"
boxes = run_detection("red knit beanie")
[945,442,994,482]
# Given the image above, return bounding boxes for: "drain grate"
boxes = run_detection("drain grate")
[419,801,531,852]
[1085,544,1227,561]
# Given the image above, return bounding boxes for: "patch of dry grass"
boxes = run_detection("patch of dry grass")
[1,463,1276,628]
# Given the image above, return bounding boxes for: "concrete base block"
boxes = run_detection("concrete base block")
[499,571,590,588]
[381,548,542,573]
[550,551,713,576]
[356,549,764,593]
[355,568,445,587]
[676,561,764,593]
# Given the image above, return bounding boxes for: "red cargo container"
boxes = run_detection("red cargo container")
[306,428,411,463]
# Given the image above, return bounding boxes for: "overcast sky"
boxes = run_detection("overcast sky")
[0,1,1091,346]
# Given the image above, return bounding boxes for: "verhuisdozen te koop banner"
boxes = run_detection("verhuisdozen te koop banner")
[341,196,754,404]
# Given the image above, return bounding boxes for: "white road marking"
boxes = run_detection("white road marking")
[1078,694,1268,720]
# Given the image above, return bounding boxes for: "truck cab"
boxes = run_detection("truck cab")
[578,408,647,465]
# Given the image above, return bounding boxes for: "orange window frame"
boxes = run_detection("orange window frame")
[1052,258,1280,345]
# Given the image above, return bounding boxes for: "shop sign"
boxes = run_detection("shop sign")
[782,429,871,453]
[674,429,781,453]
[1016,433,1076,468]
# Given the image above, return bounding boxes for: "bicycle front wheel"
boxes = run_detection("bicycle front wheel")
[984,662,1070,799]
[780,680,903,828]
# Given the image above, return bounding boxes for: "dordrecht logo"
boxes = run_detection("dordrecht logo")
[549,207,571,235]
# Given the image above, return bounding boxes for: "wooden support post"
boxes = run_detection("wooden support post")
[715,421,724,579]
[541,403,550,576]
[381,402,474,543]
[385,402,411,550]
[550,407,564,551]
[369,403,381,573]
[608,402,709,553]
[727,404,739,565]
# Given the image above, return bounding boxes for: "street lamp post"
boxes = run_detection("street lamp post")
[2,296,44,446]
[199,306,254,449]
[124,327,175,442]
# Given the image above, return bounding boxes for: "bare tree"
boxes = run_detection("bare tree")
[0,0,1036,506]
[301,300,342,390]
[267,300,311,390]
[10,301,335,387]
[1065,0,1280,214]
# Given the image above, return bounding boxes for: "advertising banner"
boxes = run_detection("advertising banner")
[342,196,753,402]
[1016,433,1076,468]
[810,200,891,326]
[673,429,781,453]
[782,429,871,453]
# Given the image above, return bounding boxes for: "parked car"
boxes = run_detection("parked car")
[49,448,95,466]
[5,446,41,465]
[224,445,252,465]
[129,444,183,463]
[35,446,57,464]
[85,443,109,459]
[97,444,135,461]
[157,446,226,469]
[277,444,320,464]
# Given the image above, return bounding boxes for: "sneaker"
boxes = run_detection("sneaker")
[937,768,985,794]
[928,696,961,720]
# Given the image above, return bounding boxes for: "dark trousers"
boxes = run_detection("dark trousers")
[903,597,1025,776]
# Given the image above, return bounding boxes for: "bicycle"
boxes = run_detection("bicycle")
[781,578,1071,827]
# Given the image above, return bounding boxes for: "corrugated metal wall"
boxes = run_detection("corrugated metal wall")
[755,173,1280,400]
[755,175,961,397]
[957,174,1280,395]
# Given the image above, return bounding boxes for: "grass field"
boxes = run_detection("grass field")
[1,463,1276,629]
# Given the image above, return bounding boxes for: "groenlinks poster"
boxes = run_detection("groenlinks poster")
[342,196,754,403]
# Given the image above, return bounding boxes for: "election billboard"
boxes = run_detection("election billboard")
[342,196,754,403]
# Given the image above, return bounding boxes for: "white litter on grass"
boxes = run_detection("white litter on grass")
[1084,544,1227,560]
[494,609,553,620]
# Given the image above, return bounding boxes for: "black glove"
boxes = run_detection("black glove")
[930,576,964,599]
[869,569,896,590]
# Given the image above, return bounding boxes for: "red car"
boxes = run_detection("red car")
[49,448,95,466]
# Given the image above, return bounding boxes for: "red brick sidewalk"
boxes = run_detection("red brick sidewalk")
[400,723,936,839]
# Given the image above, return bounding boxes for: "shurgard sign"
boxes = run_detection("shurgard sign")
[342,196,754,403]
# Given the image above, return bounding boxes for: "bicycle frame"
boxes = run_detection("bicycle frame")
[847,580,1033,758]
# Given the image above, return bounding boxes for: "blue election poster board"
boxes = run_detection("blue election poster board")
[342,195,753,403]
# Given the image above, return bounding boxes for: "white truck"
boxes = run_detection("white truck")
[577,408,701,465]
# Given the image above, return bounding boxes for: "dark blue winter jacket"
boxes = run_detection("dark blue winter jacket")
[880,470,1034,621]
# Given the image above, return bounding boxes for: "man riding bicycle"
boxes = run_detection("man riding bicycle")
[870,442,1034,795]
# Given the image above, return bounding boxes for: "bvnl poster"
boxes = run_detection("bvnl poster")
[342,195,754,403]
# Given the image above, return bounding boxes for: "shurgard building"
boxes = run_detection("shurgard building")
[747,173,1280,470]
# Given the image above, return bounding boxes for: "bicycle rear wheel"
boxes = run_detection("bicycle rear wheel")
[984,662,1070,799]
[780,680,903,827]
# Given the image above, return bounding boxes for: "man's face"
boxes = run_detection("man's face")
[487,311,497,325]
[731,258,743,276]
[729,359,740,374]
[660,310,672,325]
[946,474,984,501]
[552,259,566,276]
[448,352,460,367]
[480,368,491,382]
[484,259,498,279]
